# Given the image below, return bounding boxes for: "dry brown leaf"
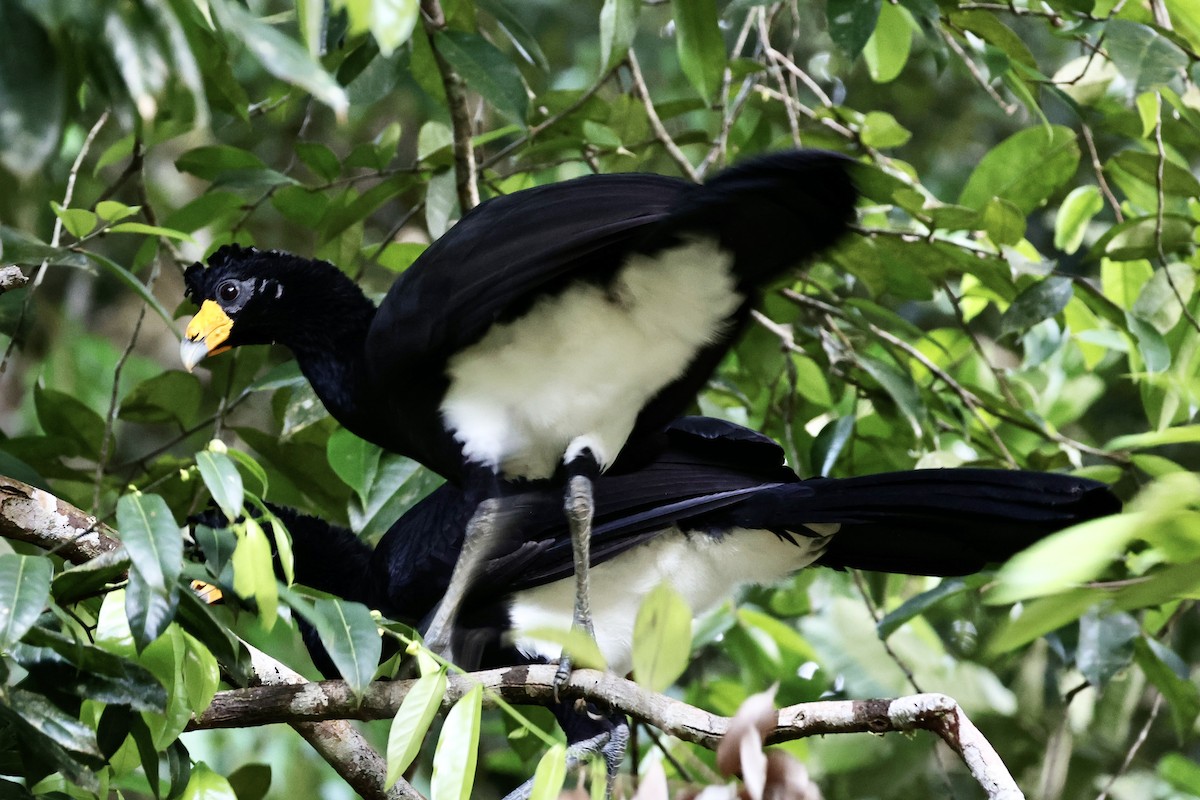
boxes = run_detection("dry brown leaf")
[631,759,669,800]
[716,684,779,779]
[763,750,821,800]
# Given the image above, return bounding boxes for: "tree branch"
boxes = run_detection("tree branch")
[192,666,1025,800]
[0,266,28,294]
[421,0,479,211]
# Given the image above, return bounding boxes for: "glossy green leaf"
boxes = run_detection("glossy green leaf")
[1160,753,1200,793]
[231,517,278,624]
[34,384,106,460]
[296,597,381,696]
[50,202,97,239]
[80,249,178,332]
[196,449,245,520]
[1101,215,1194,261]
[175,145,267,180]
[480,0,550,70]
[948,10,1036,71]
[212,0,349,117]
[982,197,1026,246]
[227,764,271,800]
[528,744,568,800]
[986,588,1102,654]
[1107,424,1200,451]
[0,554,52,650]
[7,688,102,760]
[370,0,419,57]
[672,0,726,103]
[294,141,341,182]
[632,581,693,692]
[1054,185,1104,254]
[862,0,911,82]
[14,627,168,712]
[118,492,182,649]
[876,577,972,640]
[959,125,1080,213]
[1076,609,1139,687]
[856,355,926,439]
[1000,276,1073,337]
[120,371,202,426]
[859,111,911,149]
[516,626,608,671]
[1132,263,1196,333]
[599,0,639,71]
[827,0,881,58]
[0,3,64,180]
[327,427,382,507]
[431,685,482,800]
[181,762,238,800]
[1105,20,1189,94]
[107,222,195,242]
[1135,637,1200,739]
[435,31,528,125]
[386,668,447,787]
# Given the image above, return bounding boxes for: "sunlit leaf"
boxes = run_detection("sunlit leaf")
[431,685,482,800]
[0,554,52,649]
[632,582,693,692]
[386,669,447,787]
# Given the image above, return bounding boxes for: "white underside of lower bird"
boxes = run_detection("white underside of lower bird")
[507,525,836,676]
[441,237,741,480]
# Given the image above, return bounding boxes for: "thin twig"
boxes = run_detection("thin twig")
[1080,123,1124,223]
[1094,693,1164,800]
[939,26,1019,116]
[1151,92,1200,335]
[627,50,700,183]
[421,0,479,210]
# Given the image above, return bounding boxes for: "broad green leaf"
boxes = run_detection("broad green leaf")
[7,688,102,759]
[827,0,881,58]
[1135,638,1200,739]
[1105,20,1189,94]
[1107,424,1200,451]
[349,453,442,539]
[528,744,568,800]
[81,249,178,332]
[599,0,639,71]
[813,413,855,476]
[947,10,1036,71]
[1054,185,1104,254]
[181,763,237,800]
[672,0,726,103]
[120,371,202,426]
[117,492,182,649]
[1102,257,1154,310]
[107,222,195,242]
[999,276,1073,338]
[434,31,528,125]
[0,225,89,269]
[1107,150,1200,198]
[862,0,911,82]
[0,554,52,649]
[1132,263,1196,333]
[431,685,482,800]
[386,669,447,787]
[859,111,911,149]
[327,427,382,507]
[370,0,419,57]
[196,448,245,520]
[1160,753,1200,794]
[175,145,266,180]
[50,202,97,239]
[479,0,550,70]
[227,765,271,800]
[1101,215,1194,261]
[0,3,64,180]
[876,577,972,640]
[632,581,693,692]
[294,141,341,182]
[1127,312,1170,372]
[1075,609,1139,687]
[856,355,926,439]
[516,626,608,671]
[212,0,349,117]
[982,197,1026,246]
[14,627,168,711]
[224,447,269,496]
[987,513,1142,604]
[232,517,278,625]
[959,125,1080,213]
[986,588,1102,654]
[34,385,106,460]
[298,597,381,696]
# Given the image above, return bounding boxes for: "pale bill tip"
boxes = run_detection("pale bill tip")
[179,337,208,373]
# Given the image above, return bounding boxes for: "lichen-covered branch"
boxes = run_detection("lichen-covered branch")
[192,666,1025,800]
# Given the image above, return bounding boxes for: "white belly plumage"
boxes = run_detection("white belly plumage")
[507,526,834,676]
[440,238,741,480]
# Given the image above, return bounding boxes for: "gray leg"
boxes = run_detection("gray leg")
[555,473,597,692]
[500,719,629,800]
[422,497,501,661]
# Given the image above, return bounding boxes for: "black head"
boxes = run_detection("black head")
[180,244,373,370]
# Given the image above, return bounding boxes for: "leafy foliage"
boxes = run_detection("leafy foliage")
[0,0,1199,798]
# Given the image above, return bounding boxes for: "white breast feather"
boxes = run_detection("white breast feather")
[507,527,834,676]
[440,238,741,479]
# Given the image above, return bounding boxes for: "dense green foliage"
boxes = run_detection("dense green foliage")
[1,0,1199,798]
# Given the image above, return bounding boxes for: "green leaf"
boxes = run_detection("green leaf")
[232,517,278,624]
[7,688,102,760]
[327,427,382,507]
[859,111,911,149]
[0,3,64,180]
[294,141,341,182]
[95,200,141,223]
[117,493,182,649]
[431,685,482,800]
[827,0,881,58]
[986,588,1102,654]
[1054,185,1104,254]
[1160,753,1200,794]
[81,249,178,332]
[1107,424,1200,451]
[370,0,419,57]
[631,582,693,692]
[856,355,926,439]
[479,0,550,70]
[386,669,447,787]
[982,197,1026,246]
[862,1,912,83]
[120,371,202,425]
[227,764,272,800]
[958,125,1080,213]
[175,145,267,181]
[0,554,52,649]
[1132,263,1196,333]
[13,627,168,712]
[196,449,245,521]
[49,202,97,239]
[516,627,608,671]
[947,10,1036,71]
[999,276,1073,338]
[107,222,195,242]
[1134,638,1200,739]
[599,0,639,71]
[1107,150,1200,198]
[1095,215,1195,261]
[351,454,444,540]
[34,385,106,460]
[528,744,568,800]
[987,513,1142,604]
[876,577,972,640]
[672,0,726,103]
[434,31,528,125]
[212,0,349,118]
[297,597,381,697]
[1076,609,1139,687]
[1105,20,1189,94]
[0,225,89,269]
[181,762,238,800]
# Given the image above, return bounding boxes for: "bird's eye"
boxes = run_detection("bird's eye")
[218,283,240,303]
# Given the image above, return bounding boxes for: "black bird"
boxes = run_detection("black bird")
[230,416,1119,791]
[179,151,858,672]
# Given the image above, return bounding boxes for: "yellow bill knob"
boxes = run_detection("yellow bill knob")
[180,300,234,371]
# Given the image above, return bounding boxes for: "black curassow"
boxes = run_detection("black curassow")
[208,417,1119,791]
[179,151,858,668]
